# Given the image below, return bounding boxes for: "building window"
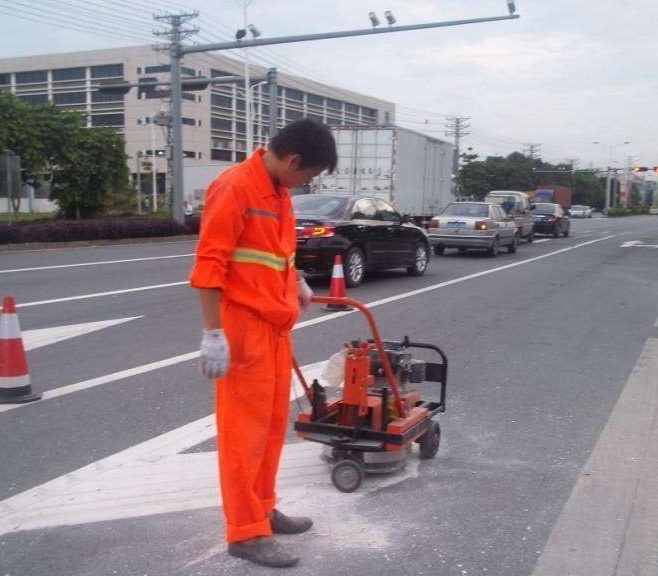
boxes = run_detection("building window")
[285,109,304,121]
[345,103,359,114]
[211,117,232,131]
[327,98,342,111]
[144,64,170,74]
[305,113,323,124]
[91,64,124,78]
[92,90,123,103]
[236,99,246,111]
[384,111,391,125]
[18,93,48,104]
[53,91,87,105]
[211,149,233,161]
[307,93,323,106]
[181,66,196,77]
[91,113,124,127]
[181,93,195,101]
[52,67,86,81]
[15,70,48,84]
[236,121,246,134]
[362,107,377,118]
[182,117,196,126]
[183,151,196,159]
[285,88,303,102]
[211,93,232,108]
[327,116,341,125]
[142,90,171,100]
[0,73,10,85]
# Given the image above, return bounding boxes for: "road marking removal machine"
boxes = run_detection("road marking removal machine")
[293,296,448,492]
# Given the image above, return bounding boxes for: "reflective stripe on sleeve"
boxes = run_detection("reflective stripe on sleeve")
[232,247,287,271]
[244,207,280,220]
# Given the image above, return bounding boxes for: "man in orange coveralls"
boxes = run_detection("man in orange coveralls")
[190,119,337,568]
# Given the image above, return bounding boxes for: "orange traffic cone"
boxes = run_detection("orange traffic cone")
[0,295,41,404]
[322,255,351,311]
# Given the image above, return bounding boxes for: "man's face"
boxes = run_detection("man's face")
[279,154,326,188]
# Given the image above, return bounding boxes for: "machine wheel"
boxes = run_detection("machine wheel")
[507,234,519,254]
[527,229,534,243]
[331,459,364,493]
[407,243,429,276]
[433,244,445,256]
[563,226,570,237]
[344,247,365,287]
[419,421,441,459]
[552,224,560,238]
[487,237,500,257]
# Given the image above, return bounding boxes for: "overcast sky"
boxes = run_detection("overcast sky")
[1,0,656,168]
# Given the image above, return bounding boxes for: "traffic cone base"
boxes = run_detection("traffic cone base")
[323,255,351,312]
[0,295,41,404]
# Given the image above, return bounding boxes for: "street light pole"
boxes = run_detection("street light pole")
[592,140,630,213]
[242,1,254,156]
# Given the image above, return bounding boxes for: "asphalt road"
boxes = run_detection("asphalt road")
[1,215,657,576]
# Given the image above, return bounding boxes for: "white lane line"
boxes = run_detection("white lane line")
[23,317,142,351]
[532,339,658,576]
[0,253,194,274]
[1,234,616,413]
[17,281,189,308]
[654,315,658,329]
[533,238,551,243]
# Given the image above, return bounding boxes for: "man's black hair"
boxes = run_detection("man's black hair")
[269,118,338,173]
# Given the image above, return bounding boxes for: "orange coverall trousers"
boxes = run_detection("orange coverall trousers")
[215,302,292,543]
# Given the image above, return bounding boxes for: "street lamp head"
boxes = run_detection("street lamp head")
[507,0,516,14]
[369,12,380,27]
[235,28,247,40]
[384,10,396,25]
[247,24,261,38]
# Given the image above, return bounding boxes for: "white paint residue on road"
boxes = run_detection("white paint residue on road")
[533,239,551,243]
[0,253,194,275]
[22,317,142,351]
[621,240,658,248]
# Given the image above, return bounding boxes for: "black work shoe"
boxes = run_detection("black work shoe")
[228,536,299,568]
[269,508,313,535]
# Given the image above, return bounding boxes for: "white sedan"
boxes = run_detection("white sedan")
[569,205,593,218]
[427,202,519,257]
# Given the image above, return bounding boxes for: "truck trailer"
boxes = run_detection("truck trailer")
[532,184,572,209]
[312,125,454,222]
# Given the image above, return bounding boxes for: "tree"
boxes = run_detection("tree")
[0,91,130,218]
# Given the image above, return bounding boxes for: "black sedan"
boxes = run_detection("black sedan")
[293,194,430,286]
[532,202,570,237]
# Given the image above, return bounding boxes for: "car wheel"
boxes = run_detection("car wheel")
[487,236,500,257]
[527,229,534,243]
[344,246,366,287]
[508,233,519,254]
[407,243,429,277]
[552,224,560,238]
[433,244,445,256]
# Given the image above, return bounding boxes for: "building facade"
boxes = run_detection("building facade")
[0,45,395,208]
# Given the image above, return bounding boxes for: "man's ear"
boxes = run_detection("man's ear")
[286,154,302,171]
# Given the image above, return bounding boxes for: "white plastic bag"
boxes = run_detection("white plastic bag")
[321,349,346,387]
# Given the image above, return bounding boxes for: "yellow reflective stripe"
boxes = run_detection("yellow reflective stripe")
[288,253,296,267]
[232,247,286,271]
[245,207,280,220]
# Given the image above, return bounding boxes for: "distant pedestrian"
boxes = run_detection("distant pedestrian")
[190,119,337,568]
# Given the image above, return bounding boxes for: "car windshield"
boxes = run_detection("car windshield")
[441,203,489,217]
[292,195,347,218]
[486,195,515,206]
[533,203,556,215]
[571,206,584,210]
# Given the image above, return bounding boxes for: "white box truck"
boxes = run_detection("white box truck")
[311,126,454,222]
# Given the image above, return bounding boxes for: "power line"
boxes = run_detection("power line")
[522,142,542,159]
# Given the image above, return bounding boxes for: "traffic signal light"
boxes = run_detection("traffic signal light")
[632,166,658,173]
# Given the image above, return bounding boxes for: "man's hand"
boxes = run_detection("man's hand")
[297,277,313,314]
[199,329,230,379]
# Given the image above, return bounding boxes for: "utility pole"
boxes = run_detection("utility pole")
[136,151,142,215]
[445,116,470,198]
[154,11,199,223]
[523,143,541,160]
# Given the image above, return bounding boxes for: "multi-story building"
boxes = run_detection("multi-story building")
[0,45,395,208]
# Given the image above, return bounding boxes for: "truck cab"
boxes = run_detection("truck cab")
[484,190,535,242]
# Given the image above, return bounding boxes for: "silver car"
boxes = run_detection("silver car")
[569,205,593,218]
[427,202,519,257]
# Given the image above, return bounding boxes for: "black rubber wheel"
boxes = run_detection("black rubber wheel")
[331,459,364,493]
[487,237,500,258]
[552,224,560,238]
[407,243,429,277]
[344,246,365,287]
[508,234,518,254]
[527,229,534,243]
[433,244,445,256]
[563,226,569,237]
[419,421,441,459]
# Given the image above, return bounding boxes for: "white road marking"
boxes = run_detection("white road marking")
[22,317,142,351]
[0,234,616,414]
[0,361,413,536]
[533,339,658,576]
[0,254,194,274]
[654,316,658,329]
[533,238,551,243]
[17,281,189,309]
[621,240,658,249]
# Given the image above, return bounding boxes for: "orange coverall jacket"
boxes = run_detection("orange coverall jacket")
[189,149,299,329]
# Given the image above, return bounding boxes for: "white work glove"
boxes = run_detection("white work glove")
[199,329,230,379]
[297,277,313,315]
